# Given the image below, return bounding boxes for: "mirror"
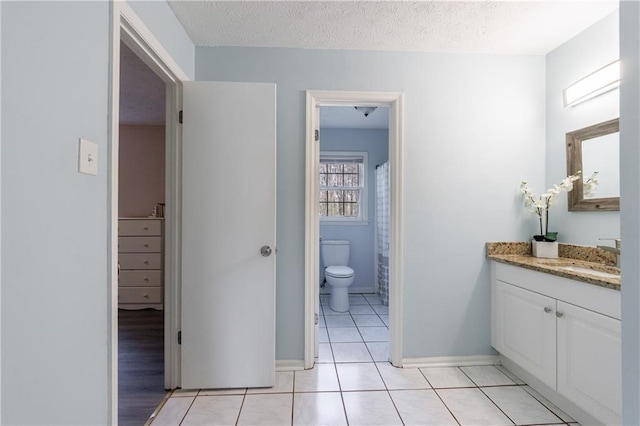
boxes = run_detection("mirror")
[566,118,619,211]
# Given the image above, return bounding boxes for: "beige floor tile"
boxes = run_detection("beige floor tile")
[181,395,243,426]
[294,364,340,392]
[342,391,403,425]
[460,365,515,386]
[336,363,385,391]
[247,371,294,394]
[420,367,475,388]
[390,390,458,426]
[436,388,512,426]
[236,393,293,426]
[151,396,193,425]
[293,392,347,426]
[332,342,373,362]
[376,362,431,390]
[482,386,564,425]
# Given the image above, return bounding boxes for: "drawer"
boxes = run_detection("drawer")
[119,253,162,270]
[119,219,162,236]
[119,287,162,304]
[119,270,162,287]
[118,236,162,253]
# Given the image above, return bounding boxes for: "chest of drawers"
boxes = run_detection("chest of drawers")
[118,218,164,310]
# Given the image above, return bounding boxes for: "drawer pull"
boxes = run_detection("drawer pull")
[143,293,149,298]
[143,244,149,248]
[143,277,149,281]
[144,260,149,265]
[143,227,149,230]
[544,307,552,313]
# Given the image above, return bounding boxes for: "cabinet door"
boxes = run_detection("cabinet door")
[557,301,621,425]
[492,280,556,388]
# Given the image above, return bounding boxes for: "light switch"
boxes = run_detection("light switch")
[78,138,98,175]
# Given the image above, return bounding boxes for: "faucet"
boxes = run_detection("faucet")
[597,238,621,267]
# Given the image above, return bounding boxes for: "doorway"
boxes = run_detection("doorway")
[304,91,405,369]
[117,40,168,424]
[110,3,187,423]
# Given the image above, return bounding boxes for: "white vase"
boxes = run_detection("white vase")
[532,240,558,258]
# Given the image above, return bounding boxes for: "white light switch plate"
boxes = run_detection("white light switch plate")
[78,138,98,175]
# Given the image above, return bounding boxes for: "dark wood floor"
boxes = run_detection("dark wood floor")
[119,309,167,426]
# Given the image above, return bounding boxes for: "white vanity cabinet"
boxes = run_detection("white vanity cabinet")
[492,280,556,388]
[118,217,164,310]
[491,262,621,425]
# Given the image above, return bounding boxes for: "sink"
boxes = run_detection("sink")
[560,266,620,279]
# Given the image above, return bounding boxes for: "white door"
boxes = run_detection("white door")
[492,280,556,388]
[181,81,277,390]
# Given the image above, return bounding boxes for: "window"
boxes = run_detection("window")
[320,152,367,223]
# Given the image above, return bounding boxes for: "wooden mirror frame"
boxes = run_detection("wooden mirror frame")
[566,118,619,212]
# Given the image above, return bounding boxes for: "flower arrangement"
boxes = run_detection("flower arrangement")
[520,172,586,241]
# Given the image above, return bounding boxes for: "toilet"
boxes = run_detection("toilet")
[321,240,355,312]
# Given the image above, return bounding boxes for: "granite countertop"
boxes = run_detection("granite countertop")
[487,242,620,291]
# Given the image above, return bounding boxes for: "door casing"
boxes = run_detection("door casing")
[304,90,404,368]
[109,2,188,422]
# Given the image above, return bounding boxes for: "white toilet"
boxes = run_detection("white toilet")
[321,240,355,312]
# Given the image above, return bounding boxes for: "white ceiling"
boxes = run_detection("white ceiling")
[167,1,618,55]
[120,1,619,126]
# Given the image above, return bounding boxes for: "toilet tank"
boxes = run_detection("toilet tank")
[321,240,350,267]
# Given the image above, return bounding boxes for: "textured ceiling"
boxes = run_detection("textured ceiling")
[121,1,618,126]
[167,1,618,55]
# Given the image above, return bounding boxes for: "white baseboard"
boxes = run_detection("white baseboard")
[401,355,500,368]
[275,360,306,371]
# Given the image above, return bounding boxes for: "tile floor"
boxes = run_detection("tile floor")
[151,294,581,425]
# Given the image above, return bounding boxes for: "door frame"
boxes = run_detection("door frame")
[109,2,189,422]
[304,90,404,368]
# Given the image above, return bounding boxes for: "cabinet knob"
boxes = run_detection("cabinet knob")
[143,293,149,299]
[556,311,564,318]
[143,227,149,230]
[143,260,149,265]
[143,244,149,248]
[544,306,552,313]
[143,277,149,281]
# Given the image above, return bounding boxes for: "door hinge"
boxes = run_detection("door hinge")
[315,129,319,142]
[179,110,183,124]
[315,313,319,325]
[178,331,182,345]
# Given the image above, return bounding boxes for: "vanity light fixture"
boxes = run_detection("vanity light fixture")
[563,60,620,108]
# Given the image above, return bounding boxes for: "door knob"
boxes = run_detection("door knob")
[260,246,272,257]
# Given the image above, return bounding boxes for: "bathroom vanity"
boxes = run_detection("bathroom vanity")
[488,243,621,426]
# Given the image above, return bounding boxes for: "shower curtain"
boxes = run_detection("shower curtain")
[376,162,390,306]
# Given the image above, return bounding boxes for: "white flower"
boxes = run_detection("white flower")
[520,171,583,238]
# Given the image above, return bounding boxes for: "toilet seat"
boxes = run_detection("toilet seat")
[326,265,354,278]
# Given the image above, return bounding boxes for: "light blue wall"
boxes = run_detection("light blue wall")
[319,128,389,291]
[1,1,191,423]
[620,3,640,424]
[1,2,110,424]
[546,11,619,245]
[196,47,546,360]
[127,0,195,79]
